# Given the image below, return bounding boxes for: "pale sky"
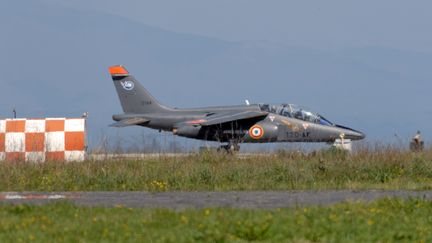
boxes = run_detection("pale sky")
[57,0,432,52]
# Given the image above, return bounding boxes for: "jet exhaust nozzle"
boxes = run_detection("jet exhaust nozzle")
[174,125,202,138]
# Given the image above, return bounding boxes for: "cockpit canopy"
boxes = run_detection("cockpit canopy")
[259,103,333,126]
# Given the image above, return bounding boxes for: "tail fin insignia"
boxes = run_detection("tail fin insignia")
[109,65,171,114]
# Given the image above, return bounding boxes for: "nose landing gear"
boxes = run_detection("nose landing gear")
[331,133,352,152]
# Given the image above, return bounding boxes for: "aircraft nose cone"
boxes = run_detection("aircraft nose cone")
[344,130,365,140]
[335,125,365,141]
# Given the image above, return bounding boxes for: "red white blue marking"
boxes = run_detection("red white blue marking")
[249,125,264,139]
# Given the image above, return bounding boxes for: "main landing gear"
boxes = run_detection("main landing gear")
[218,140,240,153]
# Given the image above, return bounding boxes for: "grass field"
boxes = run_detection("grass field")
[0,198,430,242]
[0,148,431,191]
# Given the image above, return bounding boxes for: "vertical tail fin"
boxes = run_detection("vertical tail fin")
[109,65,171,114]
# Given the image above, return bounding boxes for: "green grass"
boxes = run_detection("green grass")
[1,149,432,191]
[0,198,431,242]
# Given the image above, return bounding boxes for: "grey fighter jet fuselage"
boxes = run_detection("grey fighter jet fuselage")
[109,65,365,150]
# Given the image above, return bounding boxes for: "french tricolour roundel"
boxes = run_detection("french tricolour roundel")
[249,125,264,139]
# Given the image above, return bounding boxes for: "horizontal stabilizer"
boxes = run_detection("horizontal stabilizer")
[110,118,150,127]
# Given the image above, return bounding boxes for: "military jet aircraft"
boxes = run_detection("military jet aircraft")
[109,65,365,151]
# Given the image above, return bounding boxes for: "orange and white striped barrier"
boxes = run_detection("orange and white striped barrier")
[0,118,86,162]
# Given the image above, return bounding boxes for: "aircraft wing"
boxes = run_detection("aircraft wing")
[185,110,268,126]
[109,117,150,127]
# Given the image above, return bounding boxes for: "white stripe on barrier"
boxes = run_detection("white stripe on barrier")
[65,151,85,161]
[65,119,85,132]
[5,133,25,152]
[25,120,45,133]
[45,132,65,152]
[0,120,5,133]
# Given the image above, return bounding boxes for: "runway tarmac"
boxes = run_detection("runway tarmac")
[1,190,431,209]
[88,153,271,161]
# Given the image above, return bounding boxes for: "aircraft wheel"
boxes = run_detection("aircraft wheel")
[218,143,240,153]
[232,144,240,152]
[228,143,240,153]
